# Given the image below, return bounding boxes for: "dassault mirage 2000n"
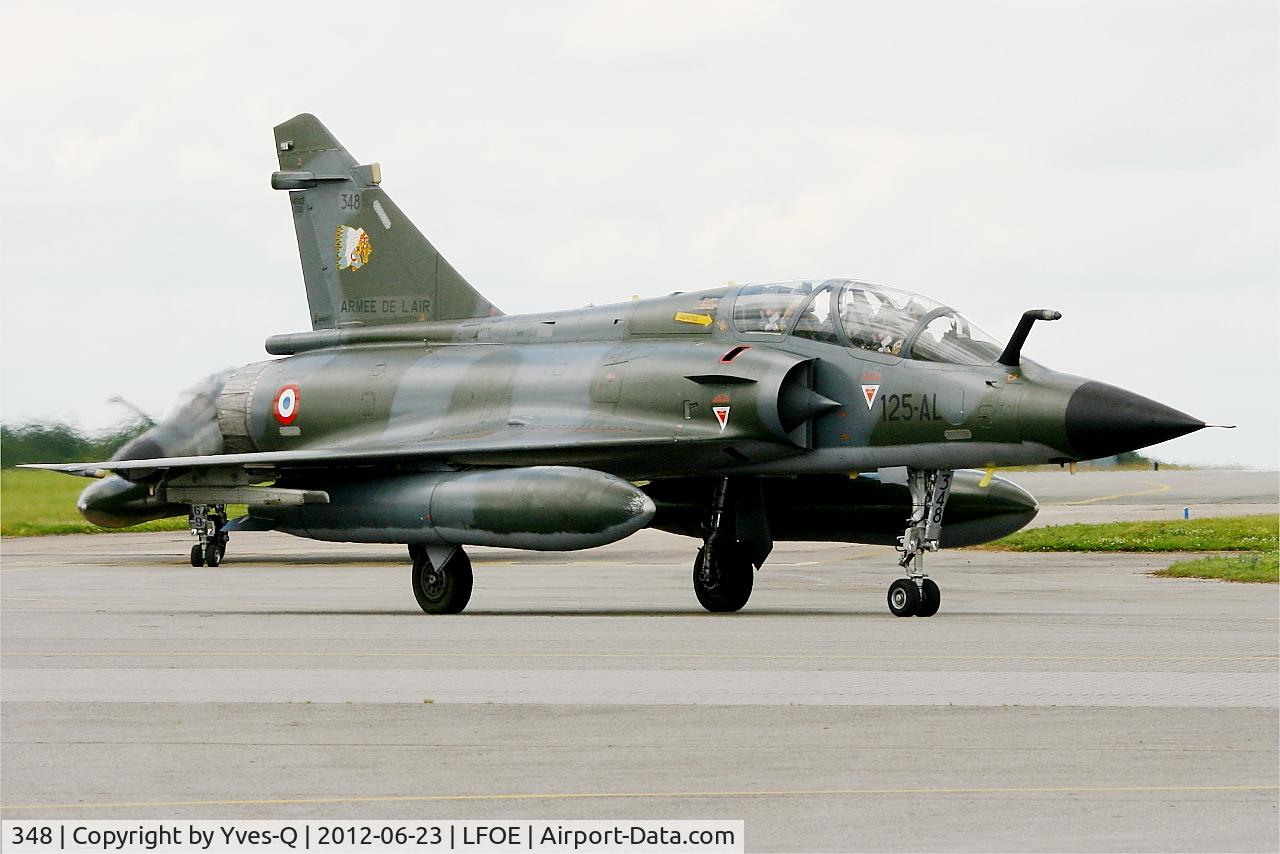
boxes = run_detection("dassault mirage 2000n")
[26,114,1211,617]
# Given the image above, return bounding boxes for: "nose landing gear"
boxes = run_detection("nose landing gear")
[887,469,952,617]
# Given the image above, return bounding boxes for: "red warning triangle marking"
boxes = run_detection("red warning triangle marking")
[712,405,731,431]
[861,384,880,409]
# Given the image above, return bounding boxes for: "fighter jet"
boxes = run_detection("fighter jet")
[25,114,1209,617]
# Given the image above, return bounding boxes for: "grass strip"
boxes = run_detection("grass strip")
[1154,553,1278,583]
[981,515,1277,553]
[3,518,192,537]
[1,469,241,537]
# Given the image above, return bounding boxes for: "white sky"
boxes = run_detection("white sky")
[1,0,1276,467]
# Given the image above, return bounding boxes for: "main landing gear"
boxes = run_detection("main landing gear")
[188,504,229,567]
[887,469,953,617]
[409,544,473,614]
[693,478,763,613]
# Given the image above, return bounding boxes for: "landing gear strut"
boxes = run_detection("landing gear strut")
[693,478,755,612]
[409,544,473,614]
[188,504,228,567]
[887,469,952,617]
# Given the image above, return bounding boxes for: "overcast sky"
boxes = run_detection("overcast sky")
[2,0,1276,467]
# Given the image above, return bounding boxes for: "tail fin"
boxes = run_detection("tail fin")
[272,113,500,329]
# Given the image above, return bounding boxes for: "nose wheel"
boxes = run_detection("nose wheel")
[917,578,940,617]
[887,577,940,617]
[887,578,920,616]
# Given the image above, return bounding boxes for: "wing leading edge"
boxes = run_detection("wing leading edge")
[19,429,686,478]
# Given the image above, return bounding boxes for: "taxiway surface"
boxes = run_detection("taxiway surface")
[2,470,1277,851]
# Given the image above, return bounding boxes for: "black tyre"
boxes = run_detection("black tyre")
[204,541,221,568]
[693,542,753,613]
[190,544,204,567]
[916,578,940,617]
[412,548,473,614]
[887,578,920,617]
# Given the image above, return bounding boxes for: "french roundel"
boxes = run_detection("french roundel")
[273,384,300,425]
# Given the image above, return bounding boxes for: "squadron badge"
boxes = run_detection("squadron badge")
[335,225,373,271]
[861,371,881,410]
[713,405,731,431]
[711,393,732,432]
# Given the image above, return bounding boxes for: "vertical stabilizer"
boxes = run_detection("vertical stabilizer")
[272,113,500,329]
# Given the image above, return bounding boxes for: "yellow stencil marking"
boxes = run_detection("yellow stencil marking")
[673,312,714,326]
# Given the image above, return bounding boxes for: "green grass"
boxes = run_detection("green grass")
[1154,553,1278,583]
[981,514,1279,584]
[981,515,1277,553]
[1,468,244,537]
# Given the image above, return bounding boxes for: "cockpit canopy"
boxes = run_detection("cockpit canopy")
[730,279,1003,366]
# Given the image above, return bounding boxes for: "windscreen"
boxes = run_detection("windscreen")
[908,310,1004,365]
[730,279,1001,365]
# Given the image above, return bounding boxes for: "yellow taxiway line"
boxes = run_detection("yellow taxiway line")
[1066,482,1171,505]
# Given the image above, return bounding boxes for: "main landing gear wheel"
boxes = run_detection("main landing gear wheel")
[916,578,940,617]
[410,546,473,614]
[693,543,753,613]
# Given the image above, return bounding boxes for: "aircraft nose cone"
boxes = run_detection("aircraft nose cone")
[1064,381,1204,460]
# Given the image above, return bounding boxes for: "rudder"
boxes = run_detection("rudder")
[272,113,500,329]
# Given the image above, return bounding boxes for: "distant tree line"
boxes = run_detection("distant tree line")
[1,419,153,467]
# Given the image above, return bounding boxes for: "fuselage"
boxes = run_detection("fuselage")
[77,277,1202,546]
[239,280,1178,477]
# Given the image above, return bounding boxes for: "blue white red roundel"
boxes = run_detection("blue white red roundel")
[273,384,300,425]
